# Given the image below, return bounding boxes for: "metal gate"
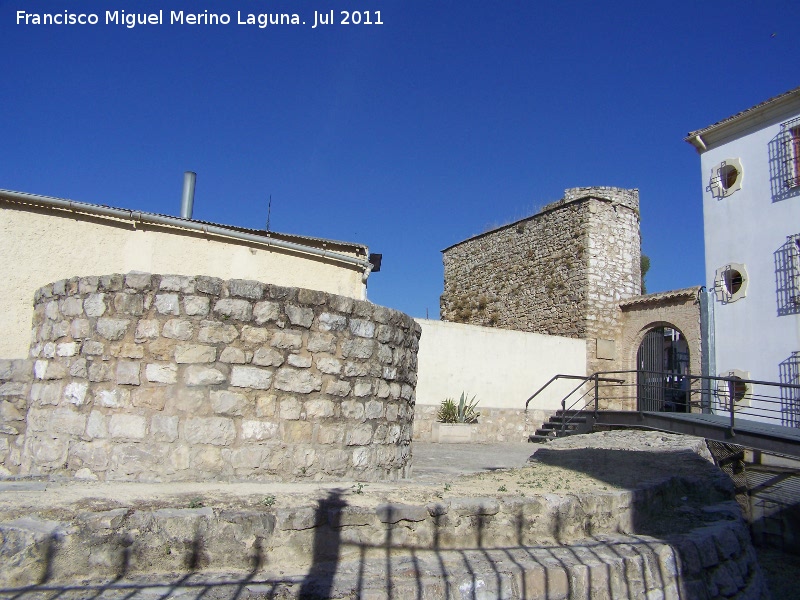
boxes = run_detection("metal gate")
[637,329,665,411]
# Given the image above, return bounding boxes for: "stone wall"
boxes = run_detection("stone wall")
[18,274,421,482]
[0,359,32,475]
[412,405,555,443]
[441,186,641,375]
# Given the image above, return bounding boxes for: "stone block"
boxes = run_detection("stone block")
[162,319,194,341]
[198,321,239,344]
[279,397,302,420]
[287,354,312,368]
[0,400,23,421]
[282,421,312,443]
[166,389,207,414]
[98,274,124,291]
[341,400,364,420]
[351,446,372,467]
[271,330,303,350]
[132,387,168,411]
[119,343,145,359]
[183,295,210,316]
[241,420,279,441]
[34,360,67,381]
[229,279,264,300]
[252,347,284,367]
[70,318,92,339]
[325,379,351,397]
[308,332,336,353]
[109,414,147,439]
[219,347,247,364]
[94,387,130,408]
[195,275,223,295]
[354,381,373,397]
[64,381,89,406]
[329,295,354,314]
[274,368,321,394]
[315,356,341,375]
[306,398,335,418]
[375,503,428,524]
[230,366,273,390]
[342,338,375,359]
[256,394,276,417]
[96,318,130,341]
[346,423,373,446]
[317,423,344,444]
[151,414,179,442]
[0,382,28,398]
[159,274,195,292]
[349,319,375,338]
[154,294,181,315]
[210,390,247,416]
[184,366,226,386]
[135,319,160,340]
[88,361,113,383]
[146,363,177,384]
[318,313,347,332]
[286,305,313,328]
[184,416,235,446]
[86,411,108,439]
[82,293,107,318]
[214,298,253,321]
[253,301,280,324]
[60,296,84,317]
[365,400,384,419]
[344,361,369,377]
[116,360,141,385]
[175,344,216,364]
[51,407,88,435]
[114,293,145,315]
[241,326,272,346]
[124,273,153,289]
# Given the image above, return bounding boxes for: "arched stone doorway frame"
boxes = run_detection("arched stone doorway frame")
[615,288,703,411]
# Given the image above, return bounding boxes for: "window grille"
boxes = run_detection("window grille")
[781,116,800,189]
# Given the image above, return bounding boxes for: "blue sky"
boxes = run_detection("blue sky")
[2,0,797,318]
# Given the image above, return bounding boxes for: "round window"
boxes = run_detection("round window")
[720,164,739,190]
[724,269,743,295]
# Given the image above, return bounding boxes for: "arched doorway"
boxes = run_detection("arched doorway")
[637,326,690,412]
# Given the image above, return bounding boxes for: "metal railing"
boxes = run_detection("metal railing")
[526,370,800,439]
[523,373,624,436]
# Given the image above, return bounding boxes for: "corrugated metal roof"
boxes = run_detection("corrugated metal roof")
[8,196,367,254]
[686,86,800,140]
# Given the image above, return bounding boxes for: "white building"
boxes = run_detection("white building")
[686,86,800,425]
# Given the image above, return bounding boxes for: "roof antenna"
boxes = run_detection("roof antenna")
[266,194,272,233]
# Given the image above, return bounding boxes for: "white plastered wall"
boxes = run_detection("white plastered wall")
[1,203,366,358]
[415,319,587,412]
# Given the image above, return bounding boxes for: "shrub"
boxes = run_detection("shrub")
[437,392,480,424]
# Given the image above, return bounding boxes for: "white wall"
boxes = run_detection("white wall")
[700,106,800,395]
[1,203,366,359]
[414,319,587,412]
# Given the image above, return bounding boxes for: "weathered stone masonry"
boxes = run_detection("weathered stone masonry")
[16,274,421,482]
[441,187,641,375]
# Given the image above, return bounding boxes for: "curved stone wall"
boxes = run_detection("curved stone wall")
[20,274,421,482]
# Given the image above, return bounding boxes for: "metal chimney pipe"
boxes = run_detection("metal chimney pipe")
[180,171,196,219]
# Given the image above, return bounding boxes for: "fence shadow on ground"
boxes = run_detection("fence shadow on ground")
[0,447,746,599]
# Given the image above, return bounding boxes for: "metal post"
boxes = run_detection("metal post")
[594,373,600,412]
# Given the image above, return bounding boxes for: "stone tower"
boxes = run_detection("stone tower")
[440,186,641,374]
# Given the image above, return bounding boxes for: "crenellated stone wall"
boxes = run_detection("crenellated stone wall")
[441,186,641,375]
[18,274,421,482]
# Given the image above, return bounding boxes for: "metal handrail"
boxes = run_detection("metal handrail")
[592,370,800,435]
[524,373,625,437]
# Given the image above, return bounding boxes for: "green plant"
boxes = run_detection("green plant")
[188,498,204,509]
[437,392,480,424]
[353,483,366,495]
[262,495,276,507]
[498,485,507,492]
